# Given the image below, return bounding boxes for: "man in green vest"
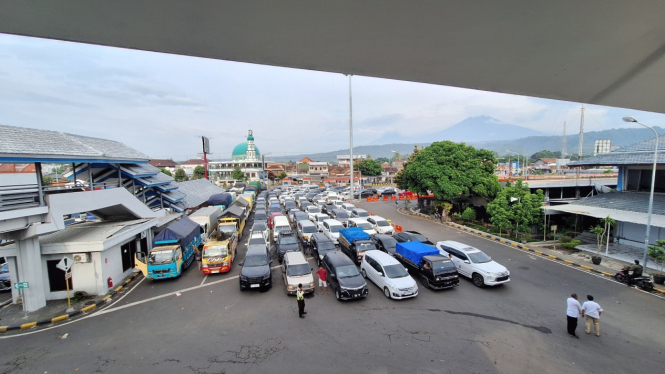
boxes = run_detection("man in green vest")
[297,283,306,318]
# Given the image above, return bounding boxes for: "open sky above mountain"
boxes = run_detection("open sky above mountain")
[2,33,665,161]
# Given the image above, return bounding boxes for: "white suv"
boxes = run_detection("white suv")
[435,240,510,287]
[348,218,377,236]
[361,250,418,299]
[321,219,344,244]
[366,215,394,235]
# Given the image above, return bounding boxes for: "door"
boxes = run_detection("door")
[121,242,133,272]
[457,253,473,276]
[135,252,148,276]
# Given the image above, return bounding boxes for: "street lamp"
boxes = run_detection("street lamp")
[622,116,659,270]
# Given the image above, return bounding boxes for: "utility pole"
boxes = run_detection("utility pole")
[578,104,585,157]
[562,121,567,158]
[348,74,354,198]
[201,136,210,180]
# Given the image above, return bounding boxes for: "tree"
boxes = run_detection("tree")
[375,157,390,164]
[394,145,422,190]
[42,175,54,185]
[529,150,562,162]
[460,207,477,222]
[192,166,206,180]
[297,162,309,173]
[355,158,382,176]
[174,168,189,182]
[232,166,246,181]
[398,141,501,201]
[160,168,172,177]
[391,151,401,163]
[277,171,287,181]
[591,216,616,257]
[486,179,545,238]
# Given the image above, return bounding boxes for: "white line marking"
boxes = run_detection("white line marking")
[200,274,208,286]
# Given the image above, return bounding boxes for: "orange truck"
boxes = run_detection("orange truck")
[201,229,238,274]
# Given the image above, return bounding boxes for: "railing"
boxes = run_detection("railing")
[0,184,40,212]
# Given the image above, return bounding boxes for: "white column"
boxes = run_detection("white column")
[17,237,47,312]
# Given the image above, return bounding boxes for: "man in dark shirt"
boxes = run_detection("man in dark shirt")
[627,260,643,286]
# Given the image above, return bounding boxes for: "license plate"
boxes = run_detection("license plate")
[444,281,451,285]
[250,284,260,288]
[211,270,219,273]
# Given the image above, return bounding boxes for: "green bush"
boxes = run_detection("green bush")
[559,236,573,244]
[460,207,477,222]
[561,240,581,249]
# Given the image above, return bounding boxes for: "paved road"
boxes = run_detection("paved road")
[1,202,664,374]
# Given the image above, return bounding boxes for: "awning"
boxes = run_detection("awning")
[543,204,665,229]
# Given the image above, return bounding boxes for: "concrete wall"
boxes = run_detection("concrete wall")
[617,221,665,248]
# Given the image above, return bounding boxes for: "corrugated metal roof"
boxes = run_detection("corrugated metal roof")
[0,124,149,162]
[570,134,665,167]
[544,191,665,228]
[172,179,227,210]
[40,219,151,244]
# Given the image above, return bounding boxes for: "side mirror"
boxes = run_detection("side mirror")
[464,260,470,264]
[330,273,336,277]
[269,260,274,264]
[377,272,384,277]
[404,267,409,272]
[238,262,244,267]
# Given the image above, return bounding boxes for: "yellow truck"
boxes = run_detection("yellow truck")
[201,230,238,274]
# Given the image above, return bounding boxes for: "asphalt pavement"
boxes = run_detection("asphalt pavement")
[1,201,664,374]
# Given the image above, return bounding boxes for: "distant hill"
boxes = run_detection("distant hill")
[269,126,665,163]
[368,115,546,144]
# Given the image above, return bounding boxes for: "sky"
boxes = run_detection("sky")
[1,33,665,162]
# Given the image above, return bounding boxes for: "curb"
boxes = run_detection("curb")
[0,272,142,333]
[396,209,665,296]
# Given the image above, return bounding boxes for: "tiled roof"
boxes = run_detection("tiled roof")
[0,124,149,162]
[148,159,177,168]
[570,134,665,167]
[178,159,205,166]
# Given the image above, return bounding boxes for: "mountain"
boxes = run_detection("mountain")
[368,116,546,144]
[269,126,665,163]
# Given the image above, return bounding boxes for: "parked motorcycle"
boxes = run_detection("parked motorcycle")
[614,267,654,292]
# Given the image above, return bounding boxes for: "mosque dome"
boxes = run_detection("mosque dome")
[231,129,260,160]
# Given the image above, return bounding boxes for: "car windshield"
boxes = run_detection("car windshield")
[308,207,320,214]
[149,250,174,264]
[376,220,390,227]
[249,237,265,245]
[468,251,492,264]
[244,255,268,267]
[380,237,397,250]
[255,213,266,220]
[336,211,349,219]
[253,223,267,231]
[287,263,311,277]
[357,222,372,230]
[356,242,374,251]
[357,211,369,217]
[432,261,457,274]
[329,225,343,233]
[410,233,429,242]
[303,226,317,233]
[384,264,409,278]
[204,245,227,258]
[0,263,7,273]
[280,236,298,245]
[318,241,336,252]
[301,203,311,209]
[336,265,360,278]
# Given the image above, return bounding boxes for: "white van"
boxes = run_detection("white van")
[341,203,356,214]
[272,216,291,242]
[296,220,318,242]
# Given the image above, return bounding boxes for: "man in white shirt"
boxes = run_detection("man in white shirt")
[581,295,603,337]
[566,293,582,338]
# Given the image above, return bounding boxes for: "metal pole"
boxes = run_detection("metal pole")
[348,74,354,198]
[642,127,659,270]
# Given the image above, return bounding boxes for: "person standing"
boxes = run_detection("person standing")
[195,247,203,271]
[296,283,307,318]
[315,265,330,295]
[581,295,603,337]
[566,293,582,338]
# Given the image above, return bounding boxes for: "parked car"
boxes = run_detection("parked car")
[272,216,291,242]
[305,205,323,221]
[436,240,510,287]
[269,212,283,229]
[287,208,302,224]
[350,208,370,218]
[330,209,350,227]
[393,231,434,246]
[366,216,394,235]
[239,244,272,291]
[297,219,319,243]
[276,230,301,263]
[0,263,10,292]
[292,211,310,227]
[361,250,418,299]
[371,234,397,256]
[322,203,335,215]
[310,233,337,266]
[311,213,330,232]
[282,252,315,295]
[348,218,377,236]
[300,201,313,211]
[341,203,356,214]
[321,219,344,244]
[354,189,377,198]
[269,203,282,214]
[322,251,369,301]
[378,188,397,197]
[248,231,270,252]
[284,201,297,211]
[250,223,270,244]
[253,210,268,224]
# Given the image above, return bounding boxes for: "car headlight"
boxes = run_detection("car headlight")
[222,261,229,266]
[263,273,271,280]
[240,275,247,281]
[487,272,502,277]
[287,285,295,290]
[309,282,315,288]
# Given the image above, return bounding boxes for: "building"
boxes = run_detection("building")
[308,162,329,176]
[148,159,178,174]
[178,158,206,178]
[208,130,264,184]
[336,154,367,166]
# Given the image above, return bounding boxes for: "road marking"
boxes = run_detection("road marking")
[200,274,208,286]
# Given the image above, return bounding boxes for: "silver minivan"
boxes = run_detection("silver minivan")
[297,220,318,242]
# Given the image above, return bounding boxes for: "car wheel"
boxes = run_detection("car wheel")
[361,269,367,278]
[335,289,342,301]
[421,275,430,289]
[383,287,391,299]
[472,273,485,287]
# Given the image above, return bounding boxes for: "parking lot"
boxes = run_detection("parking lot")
[1,195,664,374]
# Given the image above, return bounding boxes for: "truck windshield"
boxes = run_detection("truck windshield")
[432,261,457,274]
[244,255,268,267]
[204,245,228,258]
[218,225,237,237]
[384,264,409,278]
[468,252,492,264]
[336,265,360,278]
[287,264,311,277]
[329,225,343,233]
[356,242,374,251]
[149,250,174,264]
[280,236,298,245]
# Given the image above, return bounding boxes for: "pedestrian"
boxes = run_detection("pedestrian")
[296,283,307,318]
[566,293,582,338]
[195,246,203,271]
[315,265,330,295]
[581,295,603,337]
